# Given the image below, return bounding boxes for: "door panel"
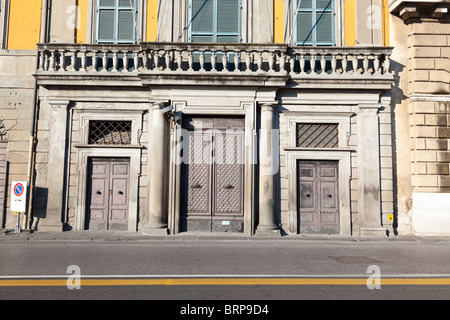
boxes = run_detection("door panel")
[86,158,130,230]
[87,161,110,230]
[298,160,339,234]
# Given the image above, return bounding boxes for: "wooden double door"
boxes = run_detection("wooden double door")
[180,117,245,233]
[298,160,340,234]
[86,158,130,230]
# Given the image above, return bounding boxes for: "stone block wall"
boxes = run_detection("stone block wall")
[407,22,450,95]
[407,19,450,193]
[409,100,450,192]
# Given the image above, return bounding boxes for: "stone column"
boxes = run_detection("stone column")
[38,100,70,231]
[256,104,280,235]
[142,101,169,234]
[358,104,386,236]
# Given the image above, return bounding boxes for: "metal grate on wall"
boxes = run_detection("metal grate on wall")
[296,123,339,148]
[89,120,132,145]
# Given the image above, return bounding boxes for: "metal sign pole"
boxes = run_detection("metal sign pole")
[15,212,21,234]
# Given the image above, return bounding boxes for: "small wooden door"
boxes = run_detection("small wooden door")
[86,158,130,230]
[181,117,245,233]
[298,160,339,234]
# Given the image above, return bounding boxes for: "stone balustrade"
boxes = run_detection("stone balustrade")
[35,42,393,84]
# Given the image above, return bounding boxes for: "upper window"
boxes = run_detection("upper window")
[189,0,241,43]
[96,0,137,44]
[295,0,335,46]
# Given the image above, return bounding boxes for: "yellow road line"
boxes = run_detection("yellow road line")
[1,278,450,287]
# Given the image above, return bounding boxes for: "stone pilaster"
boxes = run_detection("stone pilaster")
[142,101,169,235]
[38,99,70,231]
[358,104,386,237]
[256,103,280,235]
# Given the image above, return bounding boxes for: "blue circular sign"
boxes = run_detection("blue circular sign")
[14,183,24,197]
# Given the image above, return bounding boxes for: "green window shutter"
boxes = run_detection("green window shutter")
[98,9,115,42]
[97,0,136,44]
[296,11,313,45]
[217,0,239,33]
[316,10,333,44]
[190,0,241,43]
[191,0,214,34]
[118,9,135,41]
[295,0,334,46]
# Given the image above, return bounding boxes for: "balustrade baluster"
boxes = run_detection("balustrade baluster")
[133,51,139,72]
[352,54,358,74]
[299,54,305,74]
[363,54,369,74]
[342,54,348,74]
[49,50,56,71]
[211,50,217,72]
[383,55,390,74]
[310,54,315,74]
[101,51,108,72]
[269,52,274,72]
[70,51,76,72]
[280,52,285,73]
[289,54,295,74]
[320,54,326,74]
[91,50,98,72]
[199,50,205,72]
[59,50,66,72]
[153,51,160,71]
[165,51,172,71]
[257,51,262,72]
[374,54,380,74]
[222,51,228,72]
[188,52,193,71]
[123,52,129,72]
[245,51,251,72]
[234,51,240,72]
[176,50,182,71]
[112,52,118,72]
[81,51,87,72]
[331,54,337,74]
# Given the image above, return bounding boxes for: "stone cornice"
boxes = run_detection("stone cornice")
[389,0,450,21]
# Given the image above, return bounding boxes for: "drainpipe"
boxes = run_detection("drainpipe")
[25,0,49,230]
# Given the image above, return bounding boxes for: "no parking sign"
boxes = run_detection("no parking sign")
[11,181,27,213]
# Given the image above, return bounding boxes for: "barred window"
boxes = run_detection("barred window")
[296,123,339,148]
[89,120,132,145]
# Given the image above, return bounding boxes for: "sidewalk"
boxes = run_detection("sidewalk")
[2,228,450,242]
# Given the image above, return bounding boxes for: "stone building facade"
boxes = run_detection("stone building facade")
[390,0,450,236]
[5,0,438,238]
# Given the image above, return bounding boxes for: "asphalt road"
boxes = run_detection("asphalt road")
[1,238,450,305]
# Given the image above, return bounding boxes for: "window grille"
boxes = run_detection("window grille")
[296,123,339,148]
[89,120,132,145]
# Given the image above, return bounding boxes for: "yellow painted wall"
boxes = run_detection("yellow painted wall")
[274,0,284,43]
[146,0,158,42]
[76,0,88,43]
[382,0,390,46]
[344,0,356,47]
[7,0,42,49]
